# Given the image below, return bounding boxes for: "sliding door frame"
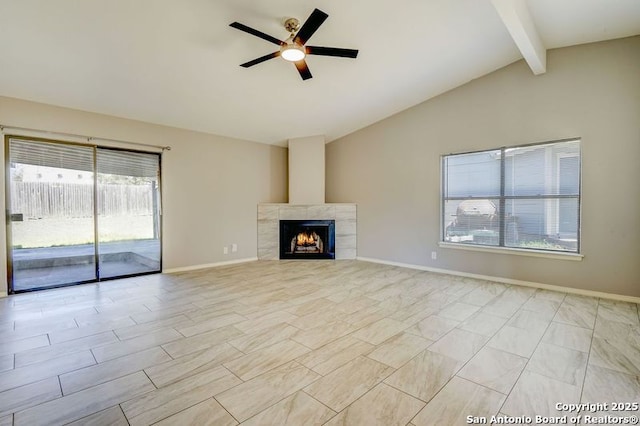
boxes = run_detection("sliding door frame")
[4,135,163,294]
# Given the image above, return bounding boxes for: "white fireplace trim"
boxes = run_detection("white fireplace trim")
[258,203,356,260]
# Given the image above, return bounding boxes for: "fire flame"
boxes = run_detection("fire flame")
[296,231,317,246]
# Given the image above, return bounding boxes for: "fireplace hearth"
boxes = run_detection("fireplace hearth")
[280,220,335,259]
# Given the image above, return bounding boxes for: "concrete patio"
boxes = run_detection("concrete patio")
[11,239,160,292]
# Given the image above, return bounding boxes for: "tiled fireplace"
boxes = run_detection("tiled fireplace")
[258,204,356,260]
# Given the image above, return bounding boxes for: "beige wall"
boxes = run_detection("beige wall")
[0,96,288,294]
[288,135,325,204]
[326,36,640,297]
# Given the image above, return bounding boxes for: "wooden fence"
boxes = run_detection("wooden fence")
[10,182,155,218]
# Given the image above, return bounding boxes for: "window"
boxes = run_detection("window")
[442,139,581,253]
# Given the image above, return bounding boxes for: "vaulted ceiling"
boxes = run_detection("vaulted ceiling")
[0,0,638,146]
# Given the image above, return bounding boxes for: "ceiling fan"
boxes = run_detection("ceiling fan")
[229,8,359,81]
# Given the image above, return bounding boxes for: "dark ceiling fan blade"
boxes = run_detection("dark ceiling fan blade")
[229,22,284,46]
[306,46,359,58]
[240,51,280,68]
[294,60,313,80]
[293,8,328,46]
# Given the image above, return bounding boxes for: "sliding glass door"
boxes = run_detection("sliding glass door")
[97,148,161,278]
[7,139,97,291]
[5,137,161,293]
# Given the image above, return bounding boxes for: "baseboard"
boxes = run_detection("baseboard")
[0,292,6,298]
[357,256,640,304]
[163,257,258,274]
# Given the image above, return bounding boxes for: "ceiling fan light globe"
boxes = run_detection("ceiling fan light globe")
[281,45,305,62]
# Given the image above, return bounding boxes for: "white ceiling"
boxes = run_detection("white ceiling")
[0,0,638,146]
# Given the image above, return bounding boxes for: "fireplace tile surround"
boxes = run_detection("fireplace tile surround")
[258,204,356,260]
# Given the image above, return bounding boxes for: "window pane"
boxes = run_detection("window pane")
[559,155,580,195]
[504,198,578,252]
[504,140,580,196]
[97,148,161,279]
[444,150,501,198]
[8,138,96,291]
[443,199,500,246]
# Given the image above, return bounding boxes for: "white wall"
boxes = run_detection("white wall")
[0,96,288,295]
[326,36,640,297]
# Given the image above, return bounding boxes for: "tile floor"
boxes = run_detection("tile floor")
[0,260,638,425]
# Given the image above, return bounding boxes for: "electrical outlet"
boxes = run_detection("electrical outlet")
[431,251,437,260]
[231,243,238,253]
[223,246,229,255]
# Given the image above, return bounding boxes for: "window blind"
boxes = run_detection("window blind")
[442,139,581,253]
[9,138,160,178]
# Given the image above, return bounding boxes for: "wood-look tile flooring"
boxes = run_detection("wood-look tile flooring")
[1,260,639,425]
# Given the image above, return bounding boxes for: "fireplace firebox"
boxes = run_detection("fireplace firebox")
[279,220,335,260]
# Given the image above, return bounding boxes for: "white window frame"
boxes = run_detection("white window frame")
[440,138,582,259]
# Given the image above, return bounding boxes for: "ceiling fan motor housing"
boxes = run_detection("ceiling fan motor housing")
[284,18,301,34]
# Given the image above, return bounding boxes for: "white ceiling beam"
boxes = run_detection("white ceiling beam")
[491,0,546,75]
